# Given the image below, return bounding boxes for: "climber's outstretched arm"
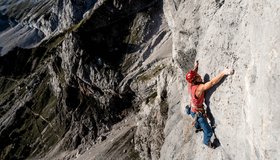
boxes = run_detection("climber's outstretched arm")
[196,68,234,97]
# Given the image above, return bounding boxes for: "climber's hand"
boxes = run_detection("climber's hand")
[193,60,199,71]
[223,68,234,75]
[195,60,199,67]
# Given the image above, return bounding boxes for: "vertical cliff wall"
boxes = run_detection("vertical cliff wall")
[161,0,280,159]
[0,0,279,160]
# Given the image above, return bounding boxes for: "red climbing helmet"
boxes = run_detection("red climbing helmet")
[186,70,197,83]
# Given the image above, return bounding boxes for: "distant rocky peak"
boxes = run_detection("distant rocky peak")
[0,0,97,56]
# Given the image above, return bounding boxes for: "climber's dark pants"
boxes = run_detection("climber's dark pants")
[190,111,213,145]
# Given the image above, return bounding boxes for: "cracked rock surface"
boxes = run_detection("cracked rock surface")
[0,0,280,160]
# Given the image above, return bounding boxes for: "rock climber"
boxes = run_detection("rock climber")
[186,60,234,148]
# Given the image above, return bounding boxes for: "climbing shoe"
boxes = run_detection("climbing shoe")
[207,142,215,149]
[211,123,217,129]
[195,128,203,133]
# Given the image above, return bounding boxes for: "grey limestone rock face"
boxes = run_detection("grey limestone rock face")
[0,0,280,160]
[161,0,280,160]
